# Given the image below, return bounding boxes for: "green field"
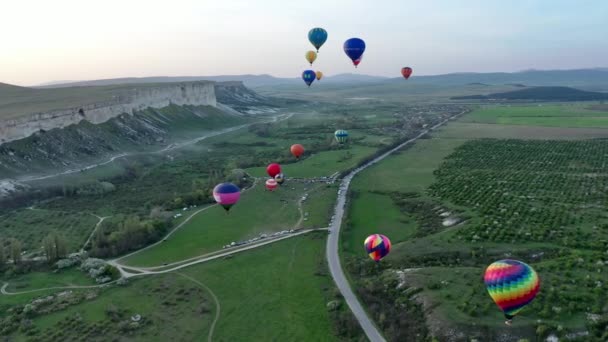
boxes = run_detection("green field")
[181,233,337,341]
[0,209,99,251]
[5,234,339,341]
[463,104,608,128]
[245,146,377,178]
[342,106,608,340]
[121,181,306,267]
[4,268,95,292]
[300,184,337,229]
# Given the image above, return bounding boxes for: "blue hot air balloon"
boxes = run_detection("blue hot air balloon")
[308,28,328,52]
[302,70,317,87]
[343,38,366,68]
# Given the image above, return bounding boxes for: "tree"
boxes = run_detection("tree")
[10,239,22,265]
[0,240,6,267]
[43,232,68,262]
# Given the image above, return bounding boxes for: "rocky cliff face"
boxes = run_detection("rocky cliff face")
[0,82,217,144]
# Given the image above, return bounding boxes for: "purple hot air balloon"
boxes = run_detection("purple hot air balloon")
[213,183,241,212]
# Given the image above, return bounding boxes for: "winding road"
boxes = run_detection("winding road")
[2,110,465,341]
[326,112,464,342]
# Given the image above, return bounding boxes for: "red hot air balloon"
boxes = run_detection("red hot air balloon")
[290,144,304,159]
[266,163,281,178]
[401,67,413,80]
[265,178,278,191]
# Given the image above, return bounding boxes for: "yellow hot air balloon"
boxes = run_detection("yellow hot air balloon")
[316,71,323,81]
[305,50,317,66]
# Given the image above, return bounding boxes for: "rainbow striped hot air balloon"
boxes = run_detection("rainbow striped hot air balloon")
[484,259,540,324]
[364,234,391,262]
[213,183,241,212]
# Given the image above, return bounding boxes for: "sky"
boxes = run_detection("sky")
[1,0,607,86]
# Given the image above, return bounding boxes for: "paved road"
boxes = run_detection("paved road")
[326,113,464,342]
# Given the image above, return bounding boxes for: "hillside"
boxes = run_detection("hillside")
[451,86,608,101]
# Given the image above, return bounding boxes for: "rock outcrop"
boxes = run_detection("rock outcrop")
[0,82,216,144]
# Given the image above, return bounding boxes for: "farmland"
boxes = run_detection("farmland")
[343,104,608,341]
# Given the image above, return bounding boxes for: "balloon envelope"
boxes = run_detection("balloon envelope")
[266,163,282,178]
[212,183,241,211]
[308,27,328,52]
[484,259,540,320]
[305,50,317,66]
[265,178,278,191]
[364,234,391,261]
[344,38,366,67]
[315,71,323,81]
[334,129,349,144]
[401,67,413,79]
[274,173,285,184]
[291,144,305,159]
[302,70,316,87]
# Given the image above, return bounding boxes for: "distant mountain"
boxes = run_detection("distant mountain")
[452,86,608,101]
[400,69,608,90]
[33,68,608,90]
[35,75,300,88]
[37,80,80,86]
[35,73,390,89]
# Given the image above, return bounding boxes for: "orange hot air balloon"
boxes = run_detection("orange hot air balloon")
[290,144,305,159]
[305,50,317,66]
[316,71,323,81]
[401,67,413,80]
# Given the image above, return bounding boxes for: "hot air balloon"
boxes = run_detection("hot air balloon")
[265,178,278,191]
[305,50,317,66]
[302,70,316,87]
[267,163,281,178]
[290,144,305,159]
[353,56,363,67]
[334,129,348,144]
[401,67,413,80]
[316,71,323,81]
[274,173,285,185]
[343,38,366,68]
[213,183,241,212]
[308,27,328,52]
[484,259,540,325]
[364,234,391,262]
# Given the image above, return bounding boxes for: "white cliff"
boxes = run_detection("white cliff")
[0,82,217,144]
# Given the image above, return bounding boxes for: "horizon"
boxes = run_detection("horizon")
[16,67,608,88]
[2,0,607,86]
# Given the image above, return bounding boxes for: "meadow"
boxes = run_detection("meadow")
[121,181,306,267]
[4,234,343,341]
[343,104,608,340]
[463,104,608,128]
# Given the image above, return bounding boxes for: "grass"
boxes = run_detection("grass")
[0,208,99,251]
[181,233,337,341]
[463,104,608,128]
[5,268,95,292]
[341,108,608,339]
[22,275,214,341]
[6,233,338,341]
[300,184,338,229]
[342,192,416,257]
[121,181,306,267]
[352,138,467,194]
[245,145,378,178]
